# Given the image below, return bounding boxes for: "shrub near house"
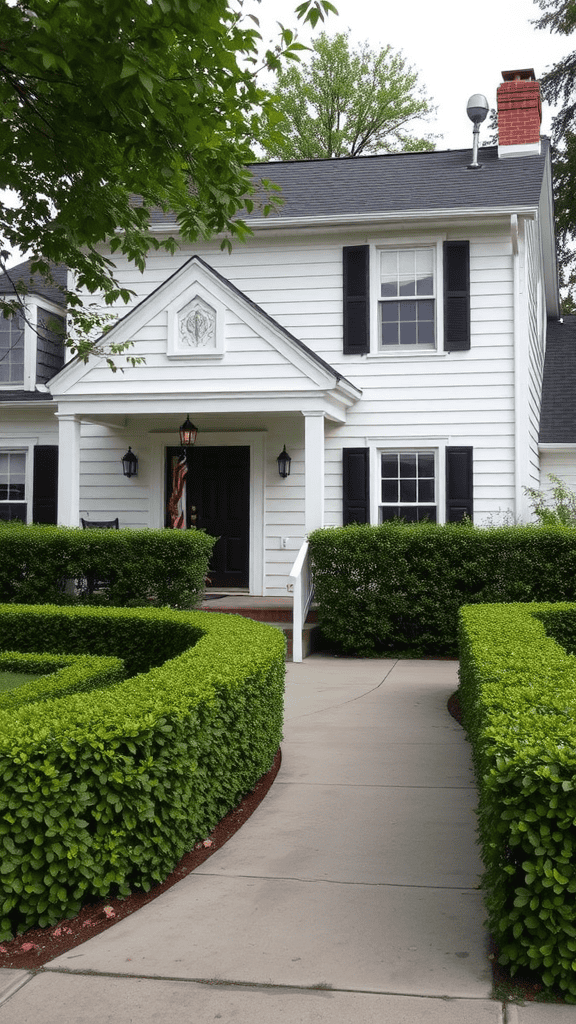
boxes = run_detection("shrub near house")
[309,522,576,656]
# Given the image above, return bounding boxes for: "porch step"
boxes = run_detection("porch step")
[198,595,319,660]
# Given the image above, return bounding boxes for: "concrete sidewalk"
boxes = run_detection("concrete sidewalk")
[0,657,569,1022]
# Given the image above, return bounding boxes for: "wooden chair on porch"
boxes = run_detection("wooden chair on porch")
[81,518,119,530]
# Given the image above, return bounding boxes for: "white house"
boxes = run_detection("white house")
[0,68,565,596]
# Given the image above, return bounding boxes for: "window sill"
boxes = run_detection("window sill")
[365,350,448,360]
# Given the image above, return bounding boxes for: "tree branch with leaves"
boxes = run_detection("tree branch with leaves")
[0,0,336,363]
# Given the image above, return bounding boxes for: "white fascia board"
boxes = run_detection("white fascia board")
[144,206,539,238]
[539,443,576,451]
[53,390,353,423]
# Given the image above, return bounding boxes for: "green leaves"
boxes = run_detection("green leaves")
[460,601,576,998]
[261,31,435,161]
[0,0,336,363]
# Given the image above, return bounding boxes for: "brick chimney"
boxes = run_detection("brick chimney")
[497,68,542,158]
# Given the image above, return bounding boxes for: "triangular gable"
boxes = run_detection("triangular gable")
[50,256,357,398]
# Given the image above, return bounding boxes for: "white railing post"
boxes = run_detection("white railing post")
[289,539,313,663]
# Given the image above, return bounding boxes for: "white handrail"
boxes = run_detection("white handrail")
[289,539,313,662]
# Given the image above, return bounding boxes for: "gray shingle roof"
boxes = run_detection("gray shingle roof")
[0,259,67,306]
[146,144,550,225]
[540,317,576,443]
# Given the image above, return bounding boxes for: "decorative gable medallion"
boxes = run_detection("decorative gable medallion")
[179,298,216,349]
[167,292,225,359]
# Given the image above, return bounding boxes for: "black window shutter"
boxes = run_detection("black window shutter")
[343,448,370,524]
[343,245,370,354]
[444,241,470,351]
[446,447,473,522]
[33,445,58,524]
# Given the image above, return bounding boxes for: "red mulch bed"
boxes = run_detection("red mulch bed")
[0,747,281,970]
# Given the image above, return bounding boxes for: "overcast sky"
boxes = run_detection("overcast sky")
[251,0,571,150]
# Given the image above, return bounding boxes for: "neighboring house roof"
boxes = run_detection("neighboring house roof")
[0,259,67,307]
[145,144,550,226]
[540,317,576,443]
[0,391,53,403]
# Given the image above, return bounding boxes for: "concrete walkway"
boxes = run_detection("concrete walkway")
[0,657,570,1022]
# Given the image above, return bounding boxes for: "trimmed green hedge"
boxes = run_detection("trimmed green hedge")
[458,603,576,1000]
[0,523,216,608]
[0,604,285,939]
[309,523,576,656]
[0,651,125,710]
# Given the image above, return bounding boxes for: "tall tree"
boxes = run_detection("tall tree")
[261,32,435,161]
[535,0,576,311]
[0,0,335,363]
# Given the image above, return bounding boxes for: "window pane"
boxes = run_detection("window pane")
[399,302,417,323]
[398,278,416,297]
[398,250,415,277]
[416,275,434,296]
[400,322,417,345]
[417,320,435,346]
[418,453,435,477]
[418,478,435,502]
[399,454,417,477]
[0,452,26,505]
[380,251,398,297]
[382,479,398,502]
[381,454,398,477]
[400,479,417,503]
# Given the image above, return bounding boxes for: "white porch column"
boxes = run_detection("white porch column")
[304,411,325,534]
[56,413,81,526]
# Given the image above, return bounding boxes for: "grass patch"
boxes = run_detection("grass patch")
[0,672,39,692]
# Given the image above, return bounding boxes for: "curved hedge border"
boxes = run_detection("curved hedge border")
[0,605,285,939]
[458,603,576,1000]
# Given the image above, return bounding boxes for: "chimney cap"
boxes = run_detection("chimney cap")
[501,68,536,82]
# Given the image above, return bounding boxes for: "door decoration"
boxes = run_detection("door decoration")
[167,451,188,529]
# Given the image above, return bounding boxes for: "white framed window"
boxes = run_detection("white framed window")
[379,449,438,523]
[378,247,436,350]
[0,314,25,385]
[0,450,27,522]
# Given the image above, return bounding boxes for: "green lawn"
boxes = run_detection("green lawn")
[0,671,39,692]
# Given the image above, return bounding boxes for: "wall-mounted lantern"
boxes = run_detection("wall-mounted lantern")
[121,447,138,478]
[276,445,291,478]
[179,415,198,446]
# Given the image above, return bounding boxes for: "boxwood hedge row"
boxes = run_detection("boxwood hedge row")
[309,523,576,656]
[0,605,285,939]
[0,523,215,608]
[458,603,576,1000]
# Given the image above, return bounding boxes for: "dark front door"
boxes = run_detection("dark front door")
[166,446,250,588]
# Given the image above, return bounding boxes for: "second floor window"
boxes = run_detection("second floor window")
[0,314,24,384]
[379,248,435,349]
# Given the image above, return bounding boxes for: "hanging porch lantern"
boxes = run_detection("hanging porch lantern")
[121,446,138,478]
[179,415,198,446]
[277,445,291,478]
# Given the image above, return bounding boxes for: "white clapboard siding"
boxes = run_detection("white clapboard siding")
[63,220,529,590]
